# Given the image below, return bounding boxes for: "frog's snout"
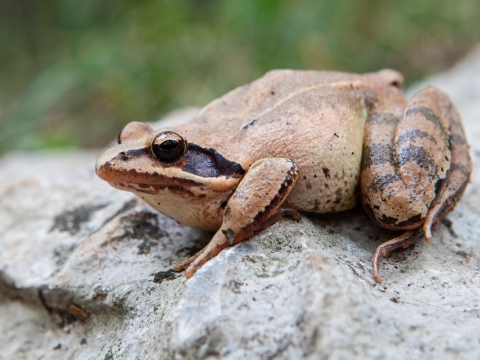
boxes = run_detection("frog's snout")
[95,147,121,182]
[95,155,108,180]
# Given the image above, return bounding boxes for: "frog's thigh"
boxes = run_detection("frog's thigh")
[360,86,456,232]
[181,158,299,277]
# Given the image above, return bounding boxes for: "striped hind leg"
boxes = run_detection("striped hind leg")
[360,87,471,282]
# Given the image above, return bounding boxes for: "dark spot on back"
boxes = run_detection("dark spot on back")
[242,119,258,130]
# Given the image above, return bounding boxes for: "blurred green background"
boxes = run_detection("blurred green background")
[1,0,479,154]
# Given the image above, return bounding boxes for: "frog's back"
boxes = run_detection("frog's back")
[192,69,368,125]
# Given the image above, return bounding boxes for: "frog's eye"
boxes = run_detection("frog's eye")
[151,131,187,162]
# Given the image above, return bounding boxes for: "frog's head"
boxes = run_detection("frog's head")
[95,122,245,197]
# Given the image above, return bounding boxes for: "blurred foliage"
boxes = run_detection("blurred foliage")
[0,0,479,153]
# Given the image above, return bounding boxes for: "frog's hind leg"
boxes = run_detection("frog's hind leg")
[174,158,299,278]
[361,86,471,282]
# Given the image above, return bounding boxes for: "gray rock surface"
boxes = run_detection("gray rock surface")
[1,54,480,359]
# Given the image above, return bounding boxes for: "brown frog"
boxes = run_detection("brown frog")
[95,69,471,282]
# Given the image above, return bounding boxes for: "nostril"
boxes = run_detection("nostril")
[118,152,129,161]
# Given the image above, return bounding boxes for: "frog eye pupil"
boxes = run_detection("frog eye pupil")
[151,131,186,162]
[160,139,179,150]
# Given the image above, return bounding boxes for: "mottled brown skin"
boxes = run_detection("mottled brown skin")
[95,69,471,282]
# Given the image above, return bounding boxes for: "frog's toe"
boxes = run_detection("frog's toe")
[422,173,469,244]
[174,246,208,272]
[181,230,231,277]
[371,229,420,283]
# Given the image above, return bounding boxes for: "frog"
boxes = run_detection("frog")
[95,69,471,283]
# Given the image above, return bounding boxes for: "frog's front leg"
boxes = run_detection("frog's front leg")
[174,158,299,278]
[361,86,471,283]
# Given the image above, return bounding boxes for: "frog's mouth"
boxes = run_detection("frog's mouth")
[108,181,161,195]
[109,181,200,197]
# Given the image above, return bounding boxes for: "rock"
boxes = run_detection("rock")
[1,60,480,359]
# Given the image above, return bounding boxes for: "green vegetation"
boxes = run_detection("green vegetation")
[1,0,479,153]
